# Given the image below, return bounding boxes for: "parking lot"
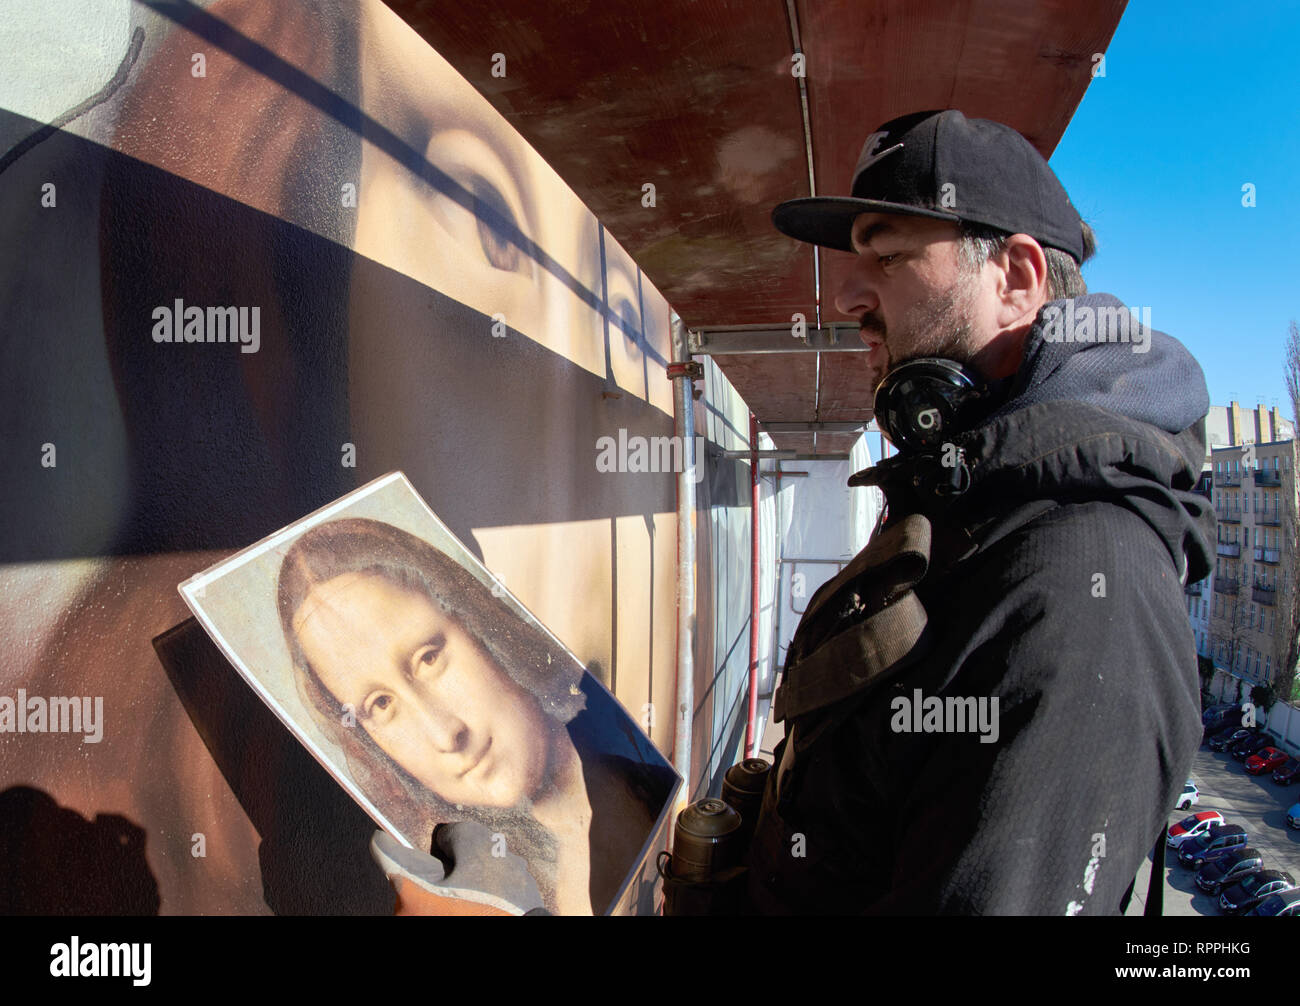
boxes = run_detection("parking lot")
[1124,740,1300,916]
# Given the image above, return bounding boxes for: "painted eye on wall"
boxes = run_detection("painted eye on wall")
[612,296,641,350]
[472,179,524,274]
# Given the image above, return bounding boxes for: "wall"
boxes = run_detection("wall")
[0,0,757,913]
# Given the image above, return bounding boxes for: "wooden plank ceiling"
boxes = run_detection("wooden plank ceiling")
[386,0,1126,453]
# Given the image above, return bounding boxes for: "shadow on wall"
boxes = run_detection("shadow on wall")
[0,787,160,914]
[152,618,395,915]
[3,0,674,566]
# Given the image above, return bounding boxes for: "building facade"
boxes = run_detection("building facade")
[1199,402,1300,699]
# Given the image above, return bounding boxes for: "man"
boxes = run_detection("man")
[741,108,1215,914]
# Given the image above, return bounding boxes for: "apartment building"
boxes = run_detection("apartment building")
[1199,402,1299,694]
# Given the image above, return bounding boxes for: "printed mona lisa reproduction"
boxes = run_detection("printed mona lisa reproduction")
[179,471,680,915]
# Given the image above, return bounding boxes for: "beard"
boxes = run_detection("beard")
[860,272,981,380]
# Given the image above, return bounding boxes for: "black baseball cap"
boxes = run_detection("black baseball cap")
[772,109,1085,261]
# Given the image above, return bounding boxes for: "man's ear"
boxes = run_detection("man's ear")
[993,234,1050,327]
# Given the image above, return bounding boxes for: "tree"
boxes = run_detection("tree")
[1197,654,1216,704]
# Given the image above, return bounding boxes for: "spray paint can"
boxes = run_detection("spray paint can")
[721,757,771,855]
[659,798,744,914]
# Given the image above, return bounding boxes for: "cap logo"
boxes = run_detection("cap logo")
[855,131,904,176]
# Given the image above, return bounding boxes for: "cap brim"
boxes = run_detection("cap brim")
[772,197,959,252]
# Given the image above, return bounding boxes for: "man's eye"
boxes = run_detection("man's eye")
[878,253,899,266]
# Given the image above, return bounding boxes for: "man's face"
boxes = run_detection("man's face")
[834,212,989,389]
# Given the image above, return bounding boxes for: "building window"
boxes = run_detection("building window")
[1266,656,1271,679]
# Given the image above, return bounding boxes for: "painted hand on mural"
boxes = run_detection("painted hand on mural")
[371,824,547,916]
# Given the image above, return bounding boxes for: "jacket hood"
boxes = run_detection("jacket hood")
[991,293,1208,435]
[861,293,1217,585]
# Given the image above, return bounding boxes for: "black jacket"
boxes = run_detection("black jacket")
[745,293,1216,914]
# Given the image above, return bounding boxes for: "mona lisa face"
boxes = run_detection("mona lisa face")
[291,571,551,810]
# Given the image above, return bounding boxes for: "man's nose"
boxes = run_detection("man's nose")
[834,259,878,320]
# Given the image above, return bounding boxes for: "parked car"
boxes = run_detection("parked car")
[1176,780,1199,810]
[1178,823,1248,868]
[1202,705,1238,739]
[1273,757,1300,785]
[1231,733,1272,761]
[1196,847,1263,895]
[1197,841,1255,875]
[1287,801,1300,830]
[1219,870,1296,914]
[1246,888,1300,916]
[1246,747,1289,775]
[1167,811,1225,849]
[1209,728,1252,752]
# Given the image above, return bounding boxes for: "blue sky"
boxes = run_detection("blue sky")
[1050,0,1300,418]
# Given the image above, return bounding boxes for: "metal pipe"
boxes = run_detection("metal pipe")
[784,0,820,328]
[746,411,761,759]
[669,312,698,806]
[762,421,870,433]
[718,450,851,461]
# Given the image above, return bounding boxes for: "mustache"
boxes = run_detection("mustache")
[858,312,886,338]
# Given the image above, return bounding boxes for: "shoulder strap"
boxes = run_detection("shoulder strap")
[774,514,933,723]
[774,593,931,722]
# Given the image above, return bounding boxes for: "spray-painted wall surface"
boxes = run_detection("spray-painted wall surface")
[0,0,760,913]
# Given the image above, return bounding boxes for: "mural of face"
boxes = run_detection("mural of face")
[343,0,677,720]
[292,571,551,810]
